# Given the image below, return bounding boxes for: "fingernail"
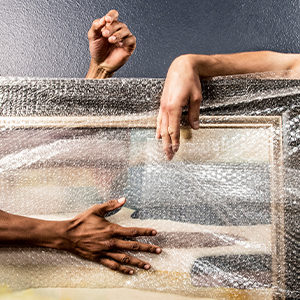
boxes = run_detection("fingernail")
[106,16,112,22]
[109,35,116,41]
[103,30,110,36]
[166,153,174,161]
[118,41,123,47]
[156,248,162,254]
[129,270,134,275]
[172,144,179,153]
[95,20,101,27]
[151,230,157,236]
[144,264,151,270]
[193,121,199,129]
[118,197,126,204]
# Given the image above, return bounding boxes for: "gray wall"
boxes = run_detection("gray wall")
[0,0,300,78]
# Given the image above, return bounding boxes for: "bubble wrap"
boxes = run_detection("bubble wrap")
[0,75,299,299]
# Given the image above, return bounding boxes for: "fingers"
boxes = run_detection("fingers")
[156,107,162,139]
[105,25,131,44]
[188,86,202,129]
[161,111,174,160]
[93,197,126,216]
[88,9,119,40]
[121,35,136,52]
[167,103,182,154]
[101,21,124,39]
[102,22,135,50]
[110,239,162,254]
[105,9,119,23]
[103,252,151,270]
[88,17,106,40]
[99,257,134,275]
[113,225,157,237]
[188,98,200,129]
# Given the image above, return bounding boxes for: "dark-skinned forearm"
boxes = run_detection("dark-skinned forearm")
[85,59,114,79]
[0,210,67,249]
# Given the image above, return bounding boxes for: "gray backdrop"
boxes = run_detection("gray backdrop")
[0,0,300,78]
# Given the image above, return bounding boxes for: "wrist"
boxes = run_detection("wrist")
[85,59,114,79]
[33,220,69,250]
[173,54,213,77]
[172,54,200,74]
[0,211,68,250]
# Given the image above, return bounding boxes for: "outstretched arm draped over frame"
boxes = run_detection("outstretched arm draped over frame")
[157,51,300,159]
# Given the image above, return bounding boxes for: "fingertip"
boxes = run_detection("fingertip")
[105,15,112,23]
[118,197,126,204]
[151,230,157,236]
[192,120,200,130]
[144,264,151,270]
[129,270,134,275]
[102,29,110,37]
[156,247,162,254]
[166,152,174,161]
[108,35,117,43]
[100,17,105,26]
[172,144,179,153]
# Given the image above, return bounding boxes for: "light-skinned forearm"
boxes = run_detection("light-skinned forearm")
[0,210,67,249]
[183,51,299,78]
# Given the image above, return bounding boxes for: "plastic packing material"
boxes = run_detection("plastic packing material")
[0,73,299,299]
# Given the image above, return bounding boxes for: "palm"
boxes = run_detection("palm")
[90,37,131,72]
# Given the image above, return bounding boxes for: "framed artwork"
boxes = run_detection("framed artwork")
[0,115,284,299]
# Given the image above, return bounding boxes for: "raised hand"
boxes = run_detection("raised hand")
[86,10,136,78]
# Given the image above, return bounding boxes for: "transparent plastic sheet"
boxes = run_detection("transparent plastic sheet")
[0,74,298,299]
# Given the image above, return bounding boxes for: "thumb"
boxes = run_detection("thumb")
[93,197,126,216]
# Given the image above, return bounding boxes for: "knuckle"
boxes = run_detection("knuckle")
[112,9,119,16]
[106,224,115,233]
[91,204,101,213]
[191,96,202,103]
[160,102,168,111]
[166,102,177,112]
[121,255,130,264]
[112,32,120,39]
[92,19,99,26]
[106,239,115,249]
[161,130,169,138]
[131,242,140,251]
[168,129,179,139]
[149,246,156,252]
[107,199,116,207]
[104,23,112,30]
[110,262,118,270]
[120,266,129,274]
[121,23,128,29]
[130,229,138,236]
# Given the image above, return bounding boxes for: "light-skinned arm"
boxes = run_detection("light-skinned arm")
[157,51,300,159]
